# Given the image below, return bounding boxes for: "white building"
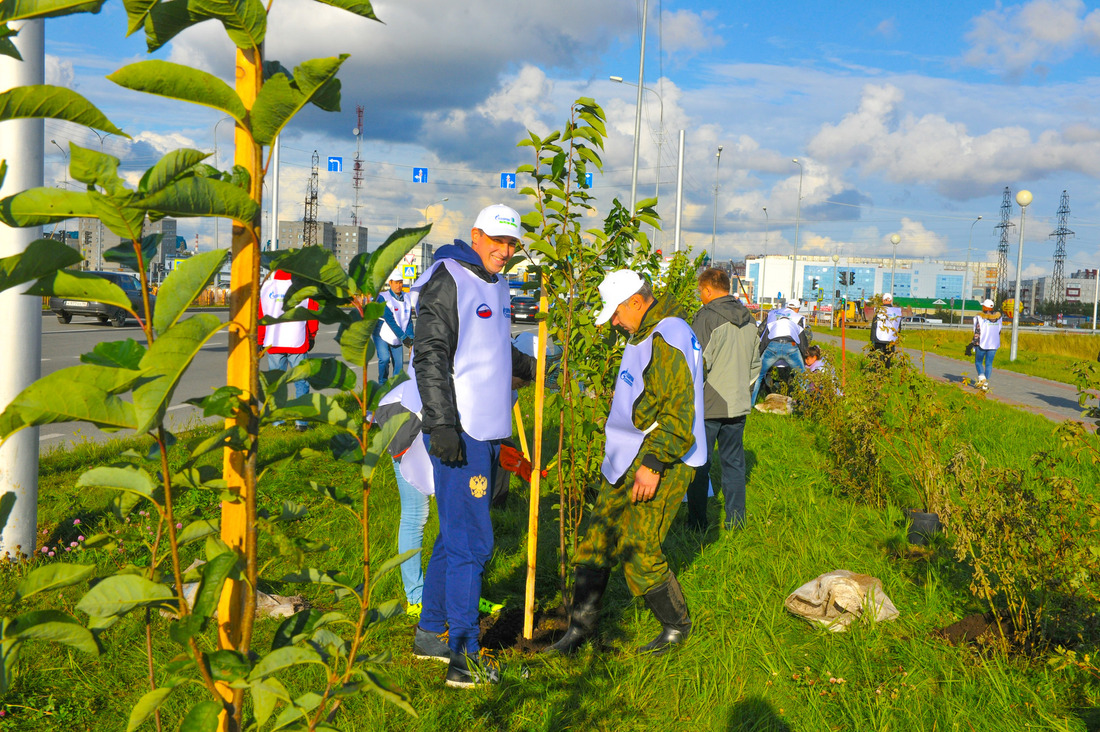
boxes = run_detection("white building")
[746,253,998,306]
[1012,269,1098,314]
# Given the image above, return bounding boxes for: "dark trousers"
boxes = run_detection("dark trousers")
[419,433,499,656]
[686,417,747,530]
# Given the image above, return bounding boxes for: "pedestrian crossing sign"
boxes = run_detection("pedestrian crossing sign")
[402,264,416,279]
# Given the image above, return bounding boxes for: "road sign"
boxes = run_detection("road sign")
[403,253,416,264]
[327,156,342,172]
[402,264,416,279]
[585,172,593,188]
[413,167,428,183]
[500,173,516,189]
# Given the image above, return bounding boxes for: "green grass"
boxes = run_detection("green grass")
[2,376,1098,731]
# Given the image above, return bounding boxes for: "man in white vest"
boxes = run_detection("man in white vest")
[870,292,903,367]
[971,298,1003,391]
[548,269,705,657]
[258,269,319,431]
[405,204,537,689]
[373,268,414,384]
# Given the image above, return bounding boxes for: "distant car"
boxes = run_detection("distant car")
[49,271,154,327]
[510,295,539,323]
[1017,315,1044,326]
[902,316,927,324]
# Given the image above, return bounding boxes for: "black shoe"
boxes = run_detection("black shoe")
[445,650,526,689]
[545,566,610,655]
[639,573,692,655]
[295,423,309,432]
[412,626,451,664]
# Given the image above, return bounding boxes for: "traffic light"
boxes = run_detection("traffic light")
[839,272,849,286]
[812,277,820,291]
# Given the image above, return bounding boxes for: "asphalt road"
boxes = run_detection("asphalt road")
[36,311,539,451]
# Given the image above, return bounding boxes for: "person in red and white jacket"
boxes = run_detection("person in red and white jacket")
[258,269,319,431]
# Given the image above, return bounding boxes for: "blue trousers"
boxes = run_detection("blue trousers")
[751,341,805,404]
[686,417,747,530]
[375,337,403,384]
[392,457,430,605]
[418,433,498,656]
[267,352,309,427]
[975,347,997,379]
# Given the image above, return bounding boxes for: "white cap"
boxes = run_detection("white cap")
[786,298,801,310]
[981,298,995,308]
[594,269,645,326]
[388,267,404,282]
[882,292,894,303]
[473,204,522,239]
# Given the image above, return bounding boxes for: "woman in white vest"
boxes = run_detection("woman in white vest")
[548,269,705,659]
[373,268,414,384]
[971,298,1003,391]
[870,292,903,366]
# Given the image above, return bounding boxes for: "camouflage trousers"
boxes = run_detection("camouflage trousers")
[573,457,692,597]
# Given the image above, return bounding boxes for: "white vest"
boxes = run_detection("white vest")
[379,378,435,496]
[977,315,1003,350]
[766,315,802,342]
[409,258,513,441]
[377,290,413,346]
[260,277,308,349]
[875,307,902,343]
[602,317,707,484]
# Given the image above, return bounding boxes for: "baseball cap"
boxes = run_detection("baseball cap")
[981,298,995,308]
[388,267,404,282]
[473,204,522,240]
[882,292,894,303]
[594,269,646,326]
[786,298,801,310]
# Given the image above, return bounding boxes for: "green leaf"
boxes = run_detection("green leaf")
[137,176,259,223]
[191,0,266,50]
[246,646,325,682]
[279,567,357,594]
[0,238,83,295]
[15,563,95,602]
[0,24,21,62]
[192,552,237,620]
[154,250,228,334]
[363,411,407,483]
[348,226,430,298]
[76,466,158,506]
[88,189,146,240]
[251,677,289,727]
[177,519,219,546]
[358,667,416,717]
[313,0,377,20]
[269,246,351,292]
[0,187,95,227]
[205,649,249,684]
[178,700,222,732]
[368,548,420,593]
[80,339,146,370]
[138,149,211,196]
[272,691,323,730]
[337,318,376,371]
[108,61,246,124]
[7,610,98,655]
[102,233,161,273]
[143,0,198,52]
[185,386,244,419]
[127,686,175,732]
[133,314,225,433]
[26,270,132,315]
[68,143,126,196]
[0,364,139,438]
[270,609,324,651]
[77,575,175,618]
[305,358,357,392]
[121,0,157,35]
[0,85,126,136]
[250,56,349,146]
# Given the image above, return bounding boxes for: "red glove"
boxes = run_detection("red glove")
[499,444,546,483]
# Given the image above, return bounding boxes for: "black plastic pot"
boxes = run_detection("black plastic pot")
[904,509,943,545]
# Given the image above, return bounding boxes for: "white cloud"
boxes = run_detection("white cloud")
[964,0,1100,77]
[660,10,724,54]
[44,55,75,88]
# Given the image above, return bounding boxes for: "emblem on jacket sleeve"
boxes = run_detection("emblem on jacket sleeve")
[470,475,488,498]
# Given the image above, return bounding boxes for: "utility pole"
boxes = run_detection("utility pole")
[303,150,319,247]
[1048,190,1073,314]
[995,187,1014,305]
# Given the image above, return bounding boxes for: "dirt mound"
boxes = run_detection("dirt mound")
[934,612,1004,645]
[479,605,568,654]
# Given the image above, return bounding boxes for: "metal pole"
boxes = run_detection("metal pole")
[628,0,648,214]
[761,207,768,304]
[90,130,112,269]
[214,116,231,250]
[271,134,280,249]
[0,19,44,561]
[1009,190,1032,361]
[961,215,982,328]
[890,233,900,292]
[711,145,722,259]
[791,158,803,299]
[1092,267,1098,331]
[673,129,685,252]
[832,253,840,323]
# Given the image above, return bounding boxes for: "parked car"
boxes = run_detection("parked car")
[902,315,926,324]
[1017,315,1044,326]
[510,295,539,323]
[49,271,154,327]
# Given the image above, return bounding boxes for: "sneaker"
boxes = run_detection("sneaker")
[478,597,504,614]
[295,423,309,432]
[445,650,527,689]
[406,602,422,620]
[412,626,451,664]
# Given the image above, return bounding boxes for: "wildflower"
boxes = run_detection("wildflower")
[65,547,71,552]
[48,551,54,556]
[40,546,47,554]
[70,541,78,548]
[176,523,182,530]
[77,536,84,542]
[73,519,81,525]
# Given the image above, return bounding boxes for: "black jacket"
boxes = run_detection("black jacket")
[411,240,537,434]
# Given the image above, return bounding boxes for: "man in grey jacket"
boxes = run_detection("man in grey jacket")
[685,268,762,531]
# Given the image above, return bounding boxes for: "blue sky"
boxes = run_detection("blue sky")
[33,0,1100,281]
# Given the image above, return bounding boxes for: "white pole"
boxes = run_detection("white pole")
[1091,267,1098,331]
[271,135,280,250]
[0,20,44,561]
[1009,190,1032,361]
[628,0,648,214]
[673,129,684,253]
[791,158,804,299]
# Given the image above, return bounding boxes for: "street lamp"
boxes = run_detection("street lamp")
[426,197,449,223]
[1009,190,1032,361]
[890,233,901,292]
[960,215,983,328]
[611,75,663,243]
[213,117,233,249]
[89,130,113,269]
[50,139,68,189]
[791,158,804,300]
[711,145,723,259]
[831,253,840,320]
[761,206,769,304]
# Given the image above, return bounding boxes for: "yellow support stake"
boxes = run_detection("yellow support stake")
[523,280,549,640]
[513,401,530,461]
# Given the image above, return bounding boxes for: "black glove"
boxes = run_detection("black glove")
[428,426,465,463]
[402,338,414,348]
[964,342,974,357]
[308,335,316,352]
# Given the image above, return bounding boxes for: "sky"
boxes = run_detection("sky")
[30,0,1100,281]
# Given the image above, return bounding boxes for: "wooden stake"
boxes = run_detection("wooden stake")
[523,279,549,640]
[513,401,530,461]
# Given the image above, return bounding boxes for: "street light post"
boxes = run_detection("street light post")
[960,215,983,328]
[761,206,769,304]
[890,233,901,292]
[49,140,70,254]
[627,0,649,215]
[711,145,723,259]
[1009,190,1032,361]
[831,253,840,320]
[213,117,232,250]
[791,158,804,300]
[611,75,663,243]
[89,130,113,270]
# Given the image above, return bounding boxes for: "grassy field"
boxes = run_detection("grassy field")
[2,364,1098,731]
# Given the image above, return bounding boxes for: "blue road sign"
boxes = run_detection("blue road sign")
[327,156,342,172]
[413,167,428,183]
[500,173,516,189]
[585,172,593,188]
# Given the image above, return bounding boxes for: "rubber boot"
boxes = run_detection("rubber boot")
[639,573,692,655]
[545,566,611,655]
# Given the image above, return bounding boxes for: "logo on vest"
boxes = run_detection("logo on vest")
[469,475,488,498]
[476,303,493,319]
[691,335,700,351]
[619,369,634,386]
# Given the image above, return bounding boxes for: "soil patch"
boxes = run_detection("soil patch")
[479,605,569,654]
[934,612,1005,645]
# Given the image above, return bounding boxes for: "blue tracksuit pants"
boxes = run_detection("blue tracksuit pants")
[418,432,499,656]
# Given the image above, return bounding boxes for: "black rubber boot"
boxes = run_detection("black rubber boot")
[545,566,611,655]
[639,573,692,655]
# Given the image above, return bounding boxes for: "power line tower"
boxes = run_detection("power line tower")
[303,150,319,246]
[994,186,1014,304]
[352,106,364,228]
[1048,189,1073,312]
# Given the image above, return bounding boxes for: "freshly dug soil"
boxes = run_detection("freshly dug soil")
[479,605,568,654]
[934,612,1004,645]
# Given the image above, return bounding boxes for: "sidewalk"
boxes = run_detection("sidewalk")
[815,332,1091,424]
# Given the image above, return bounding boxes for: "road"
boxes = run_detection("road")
[36,312,539,450]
